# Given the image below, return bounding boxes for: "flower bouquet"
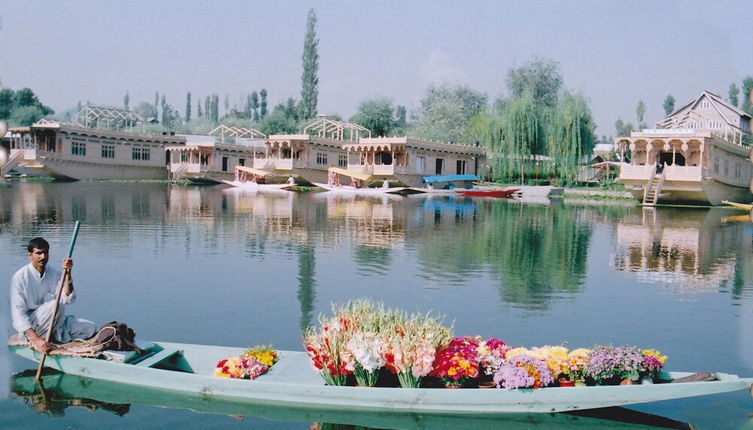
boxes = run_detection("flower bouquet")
[640,349,667,382]
[562,348,591,384]
[493,353,554,389]
[476,337,511,380]
[346,331,386,387]
[430,337,480,387]
[585,345,644,385]
[213,345,278,380]
[382,312,451,388]
[304,316,354,386]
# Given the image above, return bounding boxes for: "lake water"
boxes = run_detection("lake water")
[1,181,752,429]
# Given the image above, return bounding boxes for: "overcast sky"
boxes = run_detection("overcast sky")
[1,0,751,136]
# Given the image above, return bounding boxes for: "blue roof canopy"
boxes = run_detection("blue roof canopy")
[422,174,478,184]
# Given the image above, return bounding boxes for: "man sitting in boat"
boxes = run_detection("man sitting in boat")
[9,237,96,353]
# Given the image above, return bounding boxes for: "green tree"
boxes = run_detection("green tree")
[547,91,595,179]
[506,58,563,109]
[300,8,319,120]
[410,83,488,143]
[154,92,159,115]
[123,91,130,110]
[133,102,154,121]
[185,92,191,122]
[728,83,740,107]
[0,88,14,119]
[395,105,407,129]
[260,89,268,118]
[258,104,299,134]
[494,91,543,182]
[197,100,202,117]
[615,118,634,137]
[204,96,210,120]
[10,105,45,125]
[211,94,219,123]
[662,94,675,116]
[742,77,753,115]
[250,91,259,121]
[636,100,646,129]
[349,98,397,137]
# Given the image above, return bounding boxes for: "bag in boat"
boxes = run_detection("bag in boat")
[91,321,142,353]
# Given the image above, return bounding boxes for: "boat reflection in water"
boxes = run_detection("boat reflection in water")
[611,207,751,294]
[12,371,692,430]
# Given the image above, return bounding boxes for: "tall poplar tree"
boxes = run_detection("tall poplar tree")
[742,77,753,115]
[728,83,740,107]
[251,91,259,121]
[260,89,268,118]
[300,8,319,120]
[636,100,646,129]
[123,91,129,110]
[662,94,675,116]
[185,92,192,122]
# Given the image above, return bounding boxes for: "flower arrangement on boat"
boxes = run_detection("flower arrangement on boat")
[302,300,667,389]
[430,337,480,387]
[213,345,279,380]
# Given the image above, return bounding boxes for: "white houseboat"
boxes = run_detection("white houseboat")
[340,136,487,188]
[2,105,185,180]
[616,91,753,206]
[251,118,370,185]
[166,125,266,184]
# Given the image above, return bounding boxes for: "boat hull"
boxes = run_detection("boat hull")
[9,342,753,415]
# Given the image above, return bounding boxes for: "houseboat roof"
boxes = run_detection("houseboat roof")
[236,165,274,176]
[12,121,186,144]
[667,91,752,120]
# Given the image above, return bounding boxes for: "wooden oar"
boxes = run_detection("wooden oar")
[35,221,81,381]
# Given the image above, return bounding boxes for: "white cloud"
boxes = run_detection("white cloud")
[418,49,468,85]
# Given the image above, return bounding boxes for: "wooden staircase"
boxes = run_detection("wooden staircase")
[0,150,24,178]
[642,169,666,206]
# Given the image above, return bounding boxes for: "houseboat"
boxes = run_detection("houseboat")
[340,136,487,188]
[616,91,753,206]
[252,118,370,185]
[2,105,185,181]
[166,125,266,184]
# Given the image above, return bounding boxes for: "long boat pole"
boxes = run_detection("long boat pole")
[35,221,81,380]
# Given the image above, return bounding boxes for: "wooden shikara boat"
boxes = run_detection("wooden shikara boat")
[9,341,753,415]
[12,371,697,429]
[721,200,753,211]
[457,188,521,198]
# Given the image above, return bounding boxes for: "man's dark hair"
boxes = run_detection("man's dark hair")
[27,237,50,252]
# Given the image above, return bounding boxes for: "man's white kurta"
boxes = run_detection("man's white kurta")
[10,263,94,342]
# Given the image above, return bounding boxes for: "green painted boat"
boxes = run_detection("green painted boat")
[12,371,695,429]
[9,341,753,415]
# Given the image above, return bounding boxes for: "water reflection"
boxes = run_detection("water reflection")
[12,371,692,429]
[611,207,750,294]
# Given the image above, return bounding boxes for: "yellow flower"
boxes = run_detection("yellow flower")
[642,349,667,364]
[505,347,530,360]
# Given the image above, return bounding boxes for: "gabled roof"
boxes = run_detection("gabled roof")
[666,90,751,120]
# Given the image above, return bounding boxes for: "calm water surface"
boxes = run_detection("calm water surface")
[1,182,752,429]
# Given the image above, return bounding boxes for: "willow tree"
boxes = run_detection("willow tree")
[547,91,595,181]
[495,91,545,183]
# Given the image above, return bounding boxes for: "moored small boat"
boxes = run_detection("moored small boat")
[9,341,753,415]
[457,188,521,198]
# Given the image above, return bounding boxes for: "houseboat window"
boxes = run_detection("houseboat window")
[72,142,86,156]
[735,161,741,178]
[293,151,301,160]
[282,148,291,159]
[101,144,115,159]
[338,154,347,167]
[238,158,245,166]
[132,147,151,161]
[416,156,425,174]
[200,154,208,165]
[724,159,729,176]
[456,160,467,174]
[375,152,392,165]
[222,157,228,171]
[713,158,719,174]
[180,152,188,162]
[316,152,328,165]
[435,158,444,175]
